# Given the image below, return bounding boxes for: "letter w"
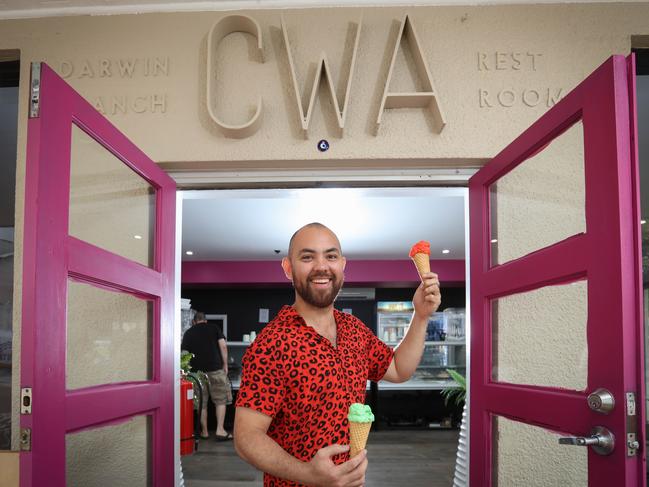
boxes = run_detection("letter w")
[118,59,136,78]
[281,15,362,138]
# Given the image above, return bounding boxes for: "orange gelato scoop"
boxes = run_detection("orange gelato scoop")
[409,241,430,258]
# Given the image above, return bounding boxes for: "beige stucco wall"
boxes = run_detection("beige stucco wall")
[495,415,587,485]
[67,281,151,390]
[66,415,149,486]
[69,124,155,268]
[492,122,585,265]
[1,5,647,168]
[494,281,588,391]
[2,2,649,479]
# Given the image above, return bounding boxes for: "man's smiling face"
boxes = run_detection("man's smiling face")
[282,225,346,309]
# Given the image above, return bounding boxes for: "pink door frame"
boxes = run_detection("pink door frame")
[20,63,176,486]
[469,55,645,486]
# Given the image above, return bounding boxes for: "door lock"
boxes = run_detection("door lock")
[587,388,615,414]
[21,387,32,415]
[559,426,615,455]
[626,392,639,456]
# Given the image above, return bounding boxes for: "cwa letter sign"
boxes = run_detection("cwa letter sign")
[206,14,446,139]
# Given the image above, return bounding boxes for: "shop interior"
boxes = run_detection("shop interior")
[178,187,468,484]
[180,187,468,429]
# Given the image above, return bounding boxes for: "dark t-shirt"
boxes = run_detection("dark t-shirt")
[181,323,226,372]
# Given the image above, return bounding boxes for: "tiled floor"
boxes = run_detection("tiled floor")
[182,429,459,487]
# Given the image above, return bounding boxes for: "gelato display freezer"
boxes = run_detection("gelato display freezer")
[376,301,466,390]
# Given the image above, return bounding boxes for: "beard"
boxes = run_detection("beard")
[293,271,344,308]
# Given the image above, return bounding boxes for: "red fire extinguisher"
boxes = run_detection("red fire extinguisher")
[180,377,195,456]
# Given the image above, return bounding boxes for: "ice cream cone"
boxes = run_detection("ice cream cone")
[411,252,430,279]
[409,241,431,281]
[347,403,374,457]
[349,421,372,457]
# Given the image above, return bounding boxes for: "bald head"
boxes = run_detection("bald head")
[287,222,342,259]
[282,222,346,308]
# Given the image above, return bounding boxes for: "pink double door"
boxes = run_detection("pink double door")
[20,55,645,485]
[469,56,646,486]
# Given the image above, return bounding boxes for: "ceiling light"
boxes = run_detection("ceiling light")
[490,239,498,243]
[642,220,646,225]
[185,251,194,256]
[133,235,143,240]
[442,249,450,254]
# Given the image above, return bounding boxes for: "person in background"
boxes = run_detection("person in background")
[181,311,233,441]
[234,222,441,486]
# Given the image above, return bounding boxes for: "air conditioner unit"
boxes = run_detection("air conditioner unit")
[336,288,375,301]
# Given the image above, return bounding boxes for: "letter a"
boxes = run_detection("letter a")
[375,14,446,134]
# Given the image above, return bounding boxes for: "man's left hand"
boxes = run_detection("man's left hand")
[413,272,441,320]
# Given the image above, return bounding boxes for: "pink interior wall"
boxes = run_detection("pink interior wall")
[182,259,465,286]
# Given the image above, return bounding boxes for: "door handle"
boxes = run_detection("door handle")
[558,426,614,455]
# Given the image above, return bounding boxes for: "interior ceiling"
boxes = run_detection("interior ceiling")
[181,188,466,261]
[0,0,645,19]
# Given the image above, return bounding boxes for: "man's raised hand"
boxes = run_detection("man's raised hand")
[413,271,441,319]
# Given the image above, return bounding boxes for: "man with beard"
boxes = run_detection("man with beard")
[234,223,441,487]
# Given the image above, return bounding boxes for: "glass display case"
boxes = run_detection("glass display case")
[376,302,466,390]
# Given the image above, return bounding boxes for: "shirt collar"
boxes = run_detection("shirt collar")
[280,304,344,326]
[280,306,348,349]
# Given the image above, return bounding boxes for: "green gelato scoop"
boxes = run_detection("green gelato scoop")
[348,403,374,423]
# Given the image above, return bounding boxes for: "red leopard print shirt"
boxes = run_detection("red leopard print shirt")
[235,305,394,487]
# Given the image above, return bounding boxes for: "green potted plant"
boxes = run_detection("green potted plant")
[441,369,467,487]
[440,368,466,408]
[180,350,194,374]
[181,351,208,412]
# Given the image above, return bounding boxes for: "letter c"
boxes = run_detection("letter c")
[206,15,264,139]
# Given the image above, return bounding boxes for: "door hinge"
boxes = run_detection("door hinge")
[625,392,640,456]
[20,428,31,451]
[21,387,32,415]
[29,62,41,119]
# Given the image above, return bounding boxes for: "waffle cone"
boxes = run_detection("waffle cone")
[349,421,372,457]
[411,252,430,279]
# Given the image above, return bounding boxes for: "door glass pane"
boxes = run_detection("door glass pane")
[490,121,585,266]
[67,415,151,486]
[69,124,155,267]
[492,280,587,391]
[66,279,152,390]
[493,415,587,487]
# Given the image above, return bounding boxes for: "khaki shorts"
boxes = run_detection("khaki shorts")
[200,369,233,408]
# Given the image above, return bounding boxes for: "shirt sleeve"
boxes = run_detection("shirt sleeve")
[214,325,225,341]
[235,331,286,418]
[366,331,394,382]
